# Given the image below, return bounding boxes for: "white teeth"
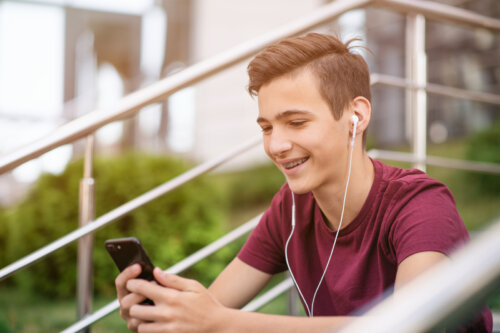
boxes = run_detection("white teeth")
[284,158,308,169]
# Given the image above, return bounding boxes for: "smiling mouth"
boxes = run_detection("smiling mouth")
[283,157,309,170]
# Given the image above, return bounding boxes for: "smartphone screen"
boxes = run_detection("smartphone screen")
[105,237,156,281]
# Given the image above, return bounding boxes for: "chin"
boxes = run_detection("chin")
[287,182,312,195]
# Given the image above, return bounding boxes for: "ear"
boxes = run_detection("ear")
[350,96,371,138]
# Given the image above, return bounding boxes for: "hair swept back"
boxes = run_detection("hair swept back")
[247,32,371,123]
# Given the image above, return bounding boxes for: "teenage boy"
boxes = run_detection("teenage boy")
[115,33,492,332]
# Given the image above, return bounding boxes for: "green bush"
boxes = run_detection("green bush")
[2,152,231,298]
[465,119,500,195]
[0,209,7,268]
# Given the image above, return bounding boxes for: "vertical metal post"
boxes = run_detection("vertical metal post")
[286,273,300,316]
[404,15,414,145]
[406,14,427,171]
[77,135,96,333]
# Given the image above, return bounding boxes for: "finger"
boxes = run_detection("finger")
[130,303,172,322]
[127,317,143,332]
[121,292,147,311]
[153,268,201,292]
[127,278,179,303]
[137,322,170,333]
[116,264,142,299]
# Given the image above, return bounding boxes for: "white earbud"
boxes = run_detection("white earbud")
[352,114,359,125]
[351,115,359,146]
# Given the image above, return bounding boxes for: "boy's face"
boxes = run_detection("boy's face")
[257,68,351,194]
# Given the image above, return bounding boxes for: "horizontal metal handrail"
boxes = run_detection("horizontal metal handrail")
[0,0,370,175]
[0,136,261,281]
[373,0,500,31]
[337,216,500,333]
[242,278,294,312]
[61,214,262,333]
[371,73,500,106]
[368,149,500,175]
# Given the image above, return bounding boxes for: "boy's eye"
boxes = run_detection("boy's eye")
[260,125,272,133]
[290,120,306,127]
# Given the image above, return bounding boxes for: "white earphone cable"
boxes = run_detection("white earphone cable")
[310,133,355,316]
[284,195,312,316]
[285,117,357,317]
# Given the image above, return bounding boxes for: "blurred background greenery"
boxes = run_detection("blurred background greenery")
[0,150,285,332]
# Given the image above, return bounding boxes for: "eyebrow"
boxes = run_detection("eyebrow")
[256,109,313,124]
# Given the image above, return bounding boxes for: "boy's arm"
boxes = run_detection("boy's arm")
[121,252,447,332]
[208,257,273,309]
[394,251,448,289]
[210,251,448,332]
[126,267,351,333]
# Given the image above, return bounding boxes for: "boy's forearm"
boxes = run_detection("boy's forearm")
[214,308,351,333]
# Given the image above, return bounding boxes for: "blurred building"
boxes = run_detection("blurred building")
[367,0,500,146]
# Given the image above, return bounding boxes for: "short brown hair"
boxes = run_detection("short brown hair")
[247,33,371,122]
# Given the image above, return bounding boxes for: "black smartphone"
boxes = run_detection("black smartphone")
[105,237,156,280]
[105,237,156,304]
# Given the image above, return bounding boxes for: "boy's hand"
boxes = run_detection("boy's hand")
[126,268,226,333]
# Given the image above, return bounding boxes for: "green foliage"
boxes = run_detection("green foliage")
[465,119,500,195]
[0,158,288,331]
[0,209,7,269]
[0,151,287,302]
[1,152,230,298]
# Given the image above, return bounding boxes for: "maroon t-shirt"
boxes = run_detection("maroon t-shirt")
[238,159,492,332]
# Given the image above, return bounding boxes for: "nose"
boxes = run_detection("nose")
[267,129,292,158]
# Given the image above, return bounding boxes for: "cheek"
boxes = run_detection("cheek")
[313,133,347,162]
[310,128,337,149]
[316,124,349,148]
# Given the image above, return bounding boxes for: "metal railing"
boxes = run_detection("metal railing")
[0,136,261,280]
[338,216,500,333]
[0,0,499,332]
[370,73,500,107]
[61,214,262,333]
[0,0,371,175]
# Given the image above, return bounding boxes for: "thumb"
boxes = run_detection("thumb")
[153,268,202,292]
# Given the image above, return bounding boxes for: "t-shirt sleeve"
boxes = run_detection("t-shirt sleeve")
[237,186,289,274]
[388,179,469,265]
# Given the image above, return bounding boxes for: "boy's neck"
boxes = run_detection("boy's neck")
[313,152,374,231]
